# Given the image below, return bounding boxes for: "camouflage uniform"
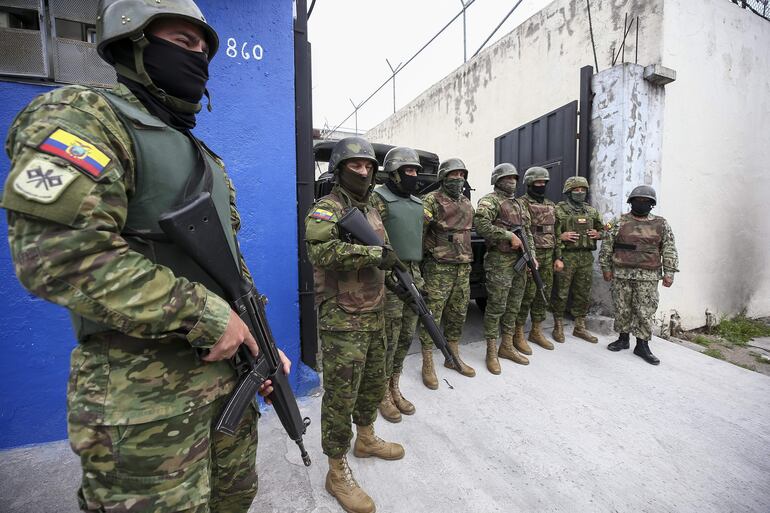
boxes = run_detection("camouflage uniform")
[599,213,679,340]
[474,190,535,339]
[516,194,561,324]
[370,192,423,377]
[2,83,257,512]
[552,200,602,319]
[305,185,388,458]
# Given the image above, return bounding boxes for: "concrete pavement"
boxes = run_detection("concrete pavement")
[2,310,769,512]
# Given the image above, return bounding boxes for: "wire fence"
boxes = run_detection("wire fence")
[731,0,769,21]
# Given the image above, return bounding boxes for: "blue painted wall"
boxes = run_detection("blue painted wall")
[0,0,318,450]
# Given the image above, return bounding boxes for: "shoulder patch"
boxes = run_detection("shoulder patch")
[310,208,335,222]
[423,207,434,221]
[13,157,80,204]
[37,128,111,181]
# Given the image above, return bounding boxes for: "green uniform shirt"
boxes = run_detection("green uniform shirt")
[474,190,536,252]
[554,200,602,251]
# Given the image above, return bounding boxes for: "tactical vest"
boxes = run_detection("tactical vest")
[560,205,598,251]
[373,185,423,263]
[70,90,238,340]
[490,197,525,253]
[424,191,473,264]
[528,200,556,249]
[313,192,386,313]
[612,214,665,270]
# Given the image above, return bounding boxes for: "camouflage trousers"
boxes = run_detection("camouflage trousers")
[320,328,387,458]
[70,396,258,513]
[611,278,660,340]
[482,250,528,339]
[517,248,555,324]
[552,250,595,318]
[384,261,423,376]
[419,259,471,345]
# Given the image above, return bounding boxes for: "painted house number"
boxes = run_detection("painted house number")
[225,37,264,61]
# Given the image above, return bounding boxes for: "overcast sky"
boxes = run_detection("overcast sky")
[307,0,553,134]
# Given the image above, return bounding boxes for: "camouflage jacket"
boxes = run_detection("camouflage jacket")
[518,193,561,259]
[554,200,602,251]
[599,213,679,281]
[422,188,474,264]
[1,84,248,425]
[305,185,387,332]
[474,189,535,254]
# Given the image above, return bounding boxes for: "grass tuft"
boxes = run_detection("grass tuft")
[692,335,712,347]
[703,348,725,360]
[716,315,770,346]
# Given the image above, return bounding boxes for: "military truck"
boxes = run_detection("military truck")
[313,140,488,310]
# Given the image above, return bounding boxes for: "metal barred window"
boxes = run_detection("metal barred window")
[0,0,115,85]
[731,0,770,21]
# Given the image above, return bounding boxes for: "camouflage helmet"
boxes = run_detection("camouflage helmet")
[490,163,518,186]
[523,166,550,186]
[328,137,379,174]
[627,185,657,204]
[97,0,219,63]
[438,158,468,181]
[562,176,589,194]
[383,146,422,175]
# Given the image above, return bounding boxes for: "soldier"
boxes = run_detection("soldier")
[419,157,476,387]
[514,167,564,354]
[599,185,679,365]
[552,176,603,343]
[305,137,405,513]
[1,1,289,511]
[474,163,534,373]
[371,147,424,423]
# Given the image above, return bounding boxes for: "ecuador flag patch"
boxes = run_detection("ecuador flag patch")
[38,128,111,180]
[310,208,335,221]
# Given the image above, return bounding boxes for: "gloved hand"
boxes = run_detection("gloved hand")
[378,246,407,271]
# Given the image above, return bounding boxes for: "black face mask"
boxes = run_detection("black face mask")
[339,169,372,202]
[396,169,419,195]
[528,184,547,199]
[630,199,653,216]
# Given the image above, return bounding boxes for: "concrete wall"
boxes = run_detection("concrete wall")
[367,0,664,200]
[0,0,318,450]
[656,0,770,327]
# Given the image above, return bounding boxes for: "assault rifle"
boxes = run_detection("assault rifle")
[158,192,311,467]
[336,207,459,371]
[510,225,549,305]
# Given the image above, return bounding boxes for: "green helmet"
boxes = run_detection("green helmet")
[328,137,379,174]
[438,158,468,181]
[523,166,550,186]
[627,185,657,204]
[491,163,518,186]
[383,147,422,175]
[96,0,219,114]
[562,176,589,194]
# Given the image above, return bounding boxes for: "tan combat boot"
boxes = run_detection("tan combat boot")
[485,339,501,375]
[325,456,376,513]
[444,340,476,377]
[353,424,405,460]
[421,347,438,390]
[552,317,565,343]
[390,373,415,415]
[528,321,555,350]
[498,333,530,365]
[512,324,532,355]
[377,383,401,423]
[573,317,599,343]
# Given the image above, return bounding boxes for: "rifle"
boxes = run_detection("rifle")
[158,192,311,467]
[336,207,459,371]
[510,225,549,305]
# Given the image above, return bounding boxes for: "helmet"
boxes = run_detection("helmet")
[328,137,379,174]
[523,166,550,186]
[97,0,219,63]
[562,176,589,194]
[438,158,468,181]
[383,147,422,175]
[627,185,657,204]
[490,163,518,186]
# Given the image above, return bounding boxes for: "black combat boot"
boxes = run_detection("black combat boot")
[607,332,630,352]
[633,339,660,365]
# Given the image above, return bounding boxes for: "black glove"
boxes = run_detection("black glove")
[378,246,405,271]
